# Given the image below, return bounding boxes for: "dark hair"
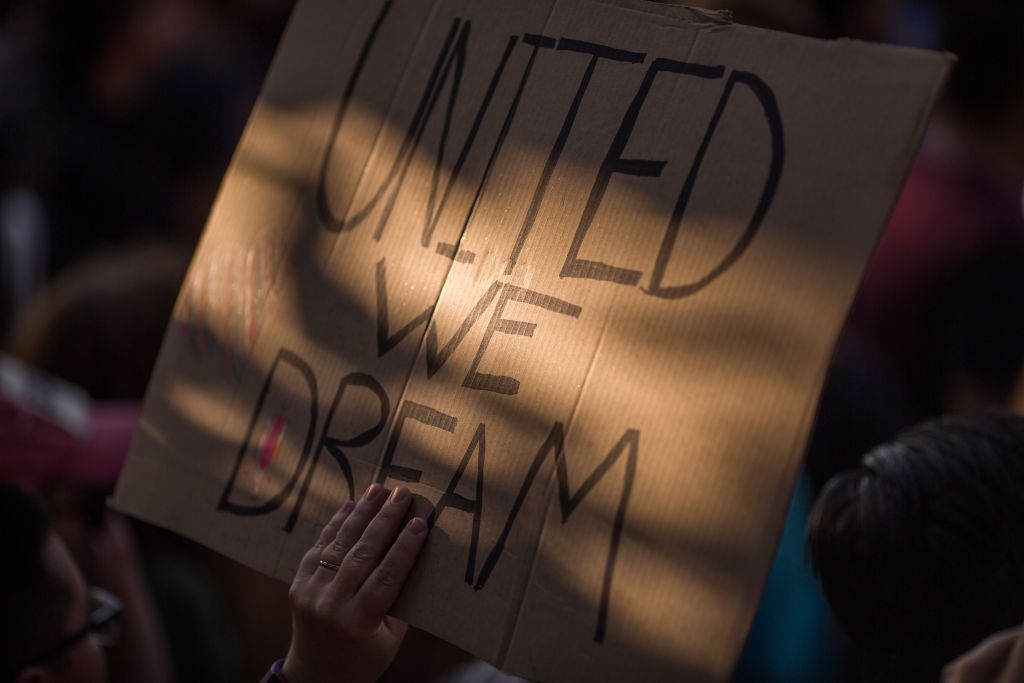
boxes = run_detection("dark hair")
[807,413,1024,681]
[0,485,73,677]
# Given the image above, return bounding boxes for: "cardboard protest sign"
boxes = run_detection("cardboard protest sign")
[112,1,950,680]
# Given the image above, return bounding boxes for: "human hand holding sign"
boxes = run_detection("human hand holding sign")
[282,484,428,683]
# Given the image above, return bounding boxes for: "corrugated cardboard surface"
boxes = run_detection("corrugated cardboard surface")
[112,1,950,680]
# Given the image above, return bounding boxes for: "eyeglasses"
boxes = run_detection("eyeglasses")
[13,586,123,672]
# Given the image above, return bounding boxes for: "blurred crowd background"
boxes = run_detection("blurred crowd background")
[0,0,1022,681]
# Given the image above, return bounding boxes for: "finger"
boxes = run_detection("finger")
[997,626,1024,682]
[332,486,414,594]
[316,484,389,577]
[383,615,408,638]
[350,516,428,626]
[943,628,1021,683]
[943,630,1017,683]
[293,500,355,587]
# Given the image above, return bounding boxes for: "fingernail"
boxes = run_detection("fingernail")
[390,487,409,504]
[408,518,427,535]
[340,500,355,514]
[364,484,382,501]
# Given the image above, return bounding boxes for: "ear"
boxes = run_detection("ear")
[15,666,51,683]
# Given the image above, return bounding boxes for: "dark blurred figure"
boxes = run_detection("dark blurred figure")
[808,413,1024,682]
[808,0,1024,490]
[0,483,174,683]
[0,350,246,683]
[805,119,1024,675]
[7,243,189,400]
[925,247,1024,414]
[851,0,1024,415]
[806,15,1024,651]
[2,242,261,682]
[0,0,290,279]
[806,243,1024,492]
[1,483,114,683]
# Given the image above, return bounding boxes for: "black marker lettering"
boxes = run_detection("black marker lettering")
[376,258,434,357]
[644,69,785,298]
[377,256,505,369]
[319,16,468,237]
[474,425,639,643]
[435,242,477,264]
[424,280,503,377]
[424,36,519,250]
[464,284,582,395]
[506,38,646,276]
[427,422,486,585]
[562,58,724,285]
[369,19,466,241]
[439,32,554,260]
[317,1,394,232]
[556,429,638,643]
[288,372,390,530]
[376,401,458,484]
[217,349,319,531]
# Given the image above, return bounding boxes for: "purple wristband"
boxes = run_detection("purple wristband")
[260,658,289,683]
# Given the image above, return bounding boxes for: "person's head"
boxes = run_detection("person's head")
[0,485,117,683]
[807,413,1024,681]
[7,244,188,401]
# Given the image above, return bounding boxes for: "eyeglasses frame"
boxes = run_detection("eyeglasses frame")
[11,586,123,673]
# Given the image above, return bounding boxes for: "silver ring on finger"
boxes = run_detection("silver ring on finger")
[318,559,340,572]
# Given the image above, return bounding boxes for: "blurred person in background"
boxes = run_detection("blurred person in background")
[922,247,1024,415]
[808,413,1024,682]
[0,0,297,672]
[1,244,250,682]
[0,483,173,683]
[0,352,243,683]
[1,480,430,683]
[799,8,1024,679]
[807,0,1024,489]
[806,242,1024,497]
[0,0,287,279]
[5,244,189,401]
[7,1,1023,682]
[848,0,1024,420]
